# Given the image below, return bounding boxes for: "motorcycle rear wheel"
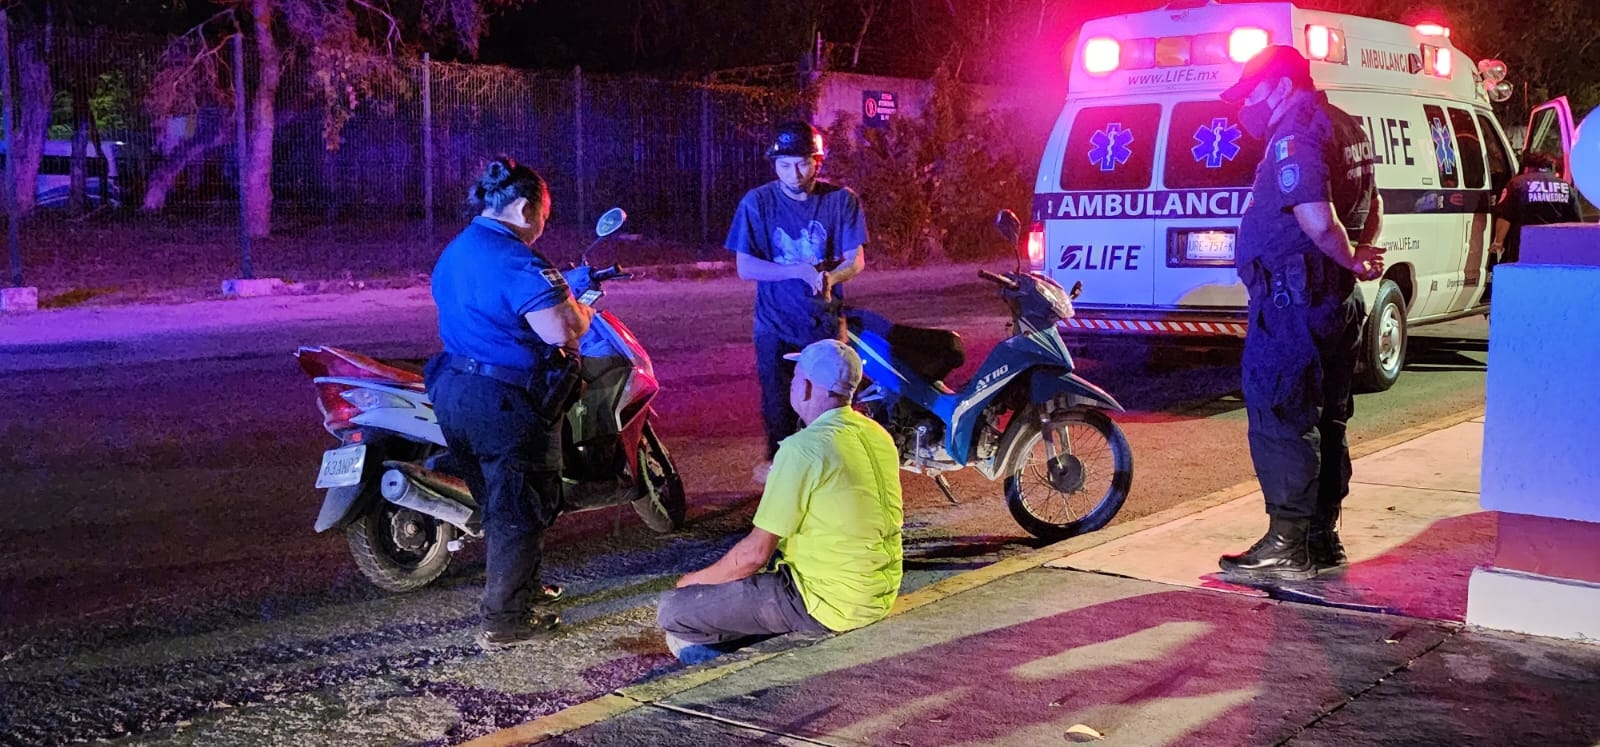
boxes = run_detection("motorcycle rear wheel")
[1003,408,1133,543]
[630,425,686,532]
[347,501,458,593]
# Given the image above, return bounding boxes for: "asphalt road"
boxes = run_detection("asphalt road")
[0,265,1488,746]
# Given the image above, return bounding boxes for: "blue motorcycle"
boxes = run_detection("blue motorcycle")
[844,209,1133,542]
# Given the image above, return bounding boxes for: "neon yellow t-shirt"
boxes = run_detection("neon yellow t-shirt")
[753,406,904,632]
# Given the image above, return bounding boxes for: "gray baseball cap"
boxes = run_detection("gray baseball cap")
[784,339,863,396]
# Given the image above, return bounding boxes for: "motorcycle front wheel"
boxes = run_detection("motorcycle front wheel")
[347,500,458,593]
[1003,407,1133,543]
[630,424,687,532]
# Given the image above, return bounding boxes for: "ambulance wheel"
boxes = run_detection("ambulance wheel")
[1356,279,1407,393]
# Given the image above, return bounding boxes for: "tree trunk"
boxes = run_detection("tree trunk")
[12,30,53,215]
[244,0,280,239]
[68,48,89,214]
[851,1,879,70]
[141,126,228,212]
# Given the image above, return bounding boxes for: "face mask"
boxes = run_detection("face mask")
[1239,98,1273,138]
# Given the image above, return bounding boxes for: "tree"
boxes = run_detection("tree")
[823,65,1037,264]
[2,6,56,216]
[145,0,524,237]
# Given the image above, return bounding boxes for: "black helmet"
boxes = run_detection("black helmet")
[766,121,825,160]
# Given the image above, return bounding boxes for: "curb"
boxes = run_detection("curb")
[462,403,1488,746]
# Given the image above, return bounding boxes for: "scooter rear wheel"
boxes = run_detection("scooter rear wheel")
[1003,408,1133,543]
[347,502,457,593]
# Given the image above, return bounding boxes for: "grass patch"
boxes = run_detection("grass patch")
[40,286,124,309]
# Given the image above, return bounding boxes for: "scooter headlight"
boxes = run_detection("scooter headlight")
[1031,274,1076,320]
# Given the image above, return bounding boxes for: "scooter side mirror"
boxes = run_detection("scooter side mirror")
[595,207,627,238]
[993,209,1021,246]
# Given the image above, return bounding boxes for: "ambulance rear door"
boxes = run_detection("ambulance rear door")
[1038,101,1164,310]
[1153,99,1262,308]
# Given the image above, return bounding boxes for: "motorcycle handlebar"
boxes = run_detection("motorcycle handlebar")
[591,264,632,283]
[978,269,1020,290]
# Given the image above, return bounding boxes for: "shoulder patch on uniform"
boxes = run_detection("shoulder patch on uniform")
[1279,164,1299,193]
[540,267,568,288]
[1274,136,1295,162]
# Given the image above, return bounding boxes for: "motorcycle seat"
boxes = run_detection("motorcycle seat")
[848,311,966,384]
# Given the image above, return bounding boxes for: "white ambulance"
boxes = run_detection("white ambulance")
[1025,0,1577,390]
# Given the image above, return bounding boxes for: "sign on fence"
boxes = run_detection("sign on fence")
[863,91,898,128]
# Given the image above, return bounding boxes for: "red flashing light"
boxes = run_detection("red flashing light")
[1307,25,1331,59]
[1435,47,1452,76]
[1415,23,1450,38]
[1084,37,1120,74]
[1304,24,1348,64]
[1022,222,1045,271]
[1229,27,1270,64]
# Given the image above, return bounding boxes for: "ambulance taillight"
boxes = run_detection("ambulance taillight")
[1022,222,1046,271]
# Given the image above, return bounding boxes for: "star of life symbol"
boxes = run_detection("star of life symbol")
[1088,123,1134,172]
[1191,118,1242,168]
[1430,118,1456,176]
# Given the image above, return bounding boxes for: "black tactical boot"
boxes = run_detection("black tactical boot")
[1308,511,1348,570]
[1219,517,1317,582]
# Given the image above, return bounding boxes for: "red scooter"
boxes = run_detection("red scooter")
[294,208,685,592]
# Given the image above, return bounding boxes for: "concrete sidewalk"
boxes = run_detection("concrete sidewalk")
[468,407,1600,746]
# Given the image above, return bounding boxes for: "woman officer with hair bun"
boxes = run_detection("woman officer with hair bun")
[425,156,594,651]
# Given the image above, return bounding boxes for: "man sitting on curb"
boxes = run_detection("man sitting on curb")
[656,339,903,664]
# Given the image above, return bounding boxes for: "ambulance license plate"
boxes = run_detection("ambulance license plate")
[1185,231,1234,261]
[315,443,367,488]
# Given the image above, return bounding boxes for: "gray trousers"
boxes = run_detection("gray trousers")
[657,569,831,646]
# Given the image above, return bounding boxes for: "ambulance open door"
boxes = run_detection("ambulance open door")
[1522,97,1575,180]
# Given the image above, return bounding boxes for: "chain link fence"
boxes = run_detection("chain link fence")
[4,24,811,271]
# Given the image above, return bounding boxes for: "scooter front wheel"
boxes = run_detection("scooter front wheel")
[1003,408,1133,543]
[630,424,686,532]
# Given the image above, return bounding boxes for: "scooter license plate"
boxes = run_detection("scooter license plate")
[315,443,367,489]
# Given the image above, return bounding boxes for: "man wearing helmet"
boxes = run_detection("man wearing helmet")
[727,121,870,484]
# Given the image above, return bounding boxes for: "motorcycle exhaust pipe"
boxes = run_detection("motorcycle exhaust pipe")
[379,469,480,535]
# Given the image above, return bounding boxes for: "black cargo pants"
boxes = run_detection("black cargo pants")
[426,359,564,633]
[1241,260,1365,522]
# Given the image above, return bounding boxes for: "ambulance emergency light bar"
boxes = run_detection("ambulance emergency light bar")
[1081,28,1269,73]
[1082,22,1450,79]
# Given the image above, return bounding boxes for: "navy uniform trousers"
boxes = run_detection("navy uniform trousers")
[427,364,563,633]
[1241,274,1365,522]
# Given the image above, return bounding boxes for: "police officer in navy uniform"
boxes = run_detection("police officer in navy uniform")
[1489,151,1583,269]
[1218,46,1387,582]
[727,121,869,484]
[426,157,595,650]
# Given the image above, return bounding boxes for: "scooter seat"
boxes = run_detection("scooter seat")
[887,324,965,383]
